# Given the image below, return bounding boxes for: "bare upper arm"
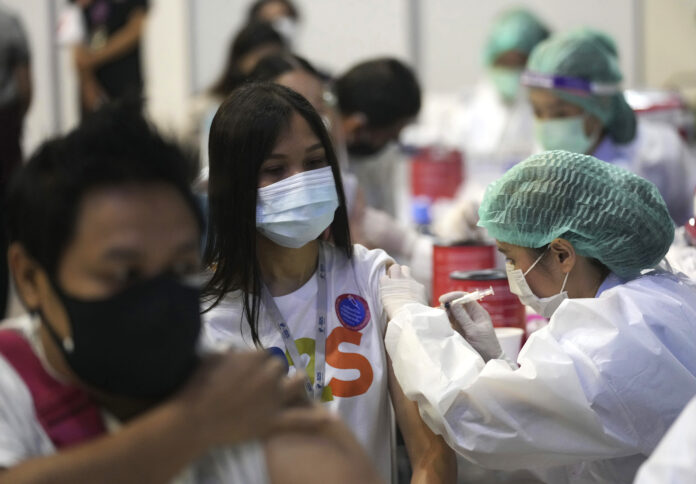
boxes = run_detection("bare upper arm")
[265,433,383,484]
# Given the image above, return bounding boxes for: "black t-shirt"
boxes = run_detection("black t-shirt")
[82,0,148,98]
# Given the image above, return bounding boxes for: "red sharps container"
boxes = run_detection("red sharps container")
[448,269,526,337]
[410,147,464,201]
[431,243,496,306]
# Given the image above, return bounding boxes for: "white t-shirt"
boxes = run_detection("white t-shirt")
[204,242,395,482]
[0,315,268,484]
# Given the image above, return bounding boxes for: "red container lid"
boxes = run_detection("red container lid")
[450,269,506,281]
[685,217,696,245]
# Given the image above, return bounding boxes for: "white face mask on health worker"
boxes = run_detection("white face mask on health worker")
[534,115,599,154]
[506,248,569,319]
[256,166,339,248]
[489,67,523,103]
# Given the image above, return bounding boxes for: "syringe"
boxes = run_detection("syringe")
[442,286,495,309]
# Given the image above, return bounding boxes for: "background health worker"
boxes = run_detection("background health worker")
[380,150,696,483]
[457,8,550,171]
[523,28,696,225]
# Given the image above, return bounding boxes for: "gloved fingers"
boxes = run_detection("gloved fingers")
[438,291,466,306]
[379,274,390,288]
[387,263,403,279]
[401,265,412,278]
[462,300,493,325]
[447,300,475,332]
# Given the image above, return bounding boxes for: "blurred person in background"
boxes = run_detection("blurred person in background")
[70,0,147,115]
[334,57,421,218]
[0,2,31,319]
[247,0,300,46]
[523,28,696,225]
[417,8,550,246]
[459,8,549,171]
[186,21,288,184]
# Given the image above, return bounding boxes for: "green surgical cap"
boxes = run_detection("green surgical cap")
[483,9,550,66]
[526,28,636,143]
[478,150,674,279]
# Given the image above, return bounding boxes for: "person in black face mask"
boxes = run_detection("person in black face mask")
[0,101,383,484]
[333,58,421,217]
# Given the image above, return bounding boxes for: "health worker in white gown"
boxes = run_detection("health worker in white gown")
[459,9,549,173]
[380,150,696,484]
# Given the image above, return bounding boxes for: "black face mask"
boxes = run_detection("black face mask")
[346,139,386,158]
[41,274,202,399]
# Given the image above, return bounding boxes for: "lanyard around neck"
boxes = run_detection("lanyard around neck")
[260,246,328,400]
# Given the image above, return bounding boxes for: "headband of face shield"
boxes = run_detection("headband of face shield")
[506,247,569,318]
[522,70,636,144]
[521,71,622,96]
[256,166,339,248]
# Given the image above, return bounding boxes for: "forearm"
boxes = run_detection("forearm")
[0,399,207,484]
[410,437,457,484]
[88,9,146,68]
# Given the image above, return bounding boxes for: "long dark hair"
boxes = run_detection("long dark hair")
[203,82,352,345]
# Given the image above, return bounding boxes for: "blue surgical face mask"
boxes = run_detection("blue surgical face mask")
[534,115,600,154]
[489,67,523,103]
[256,166,339,248]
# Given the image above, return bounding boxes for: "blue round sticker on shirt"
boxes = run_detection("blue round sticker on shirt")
[335,294,371,331]
[267,346,290,373]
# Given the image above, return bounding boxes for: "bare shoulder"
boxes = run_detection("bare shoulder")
[264,433,384,484]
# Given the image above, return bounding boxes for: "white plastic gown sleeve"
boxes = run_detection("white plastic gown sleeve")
[384,303,635,471]
[633,396,696,484]
[385,272,696,475]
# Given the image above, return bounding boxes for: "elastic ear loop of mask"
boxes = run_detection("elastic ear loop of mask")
[523,246,550,276]
[525,247,570,293]
[33,305,75,354]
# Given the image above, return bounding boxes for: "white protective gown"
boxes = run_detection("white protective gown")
[592,120,696,226]
[633,395,696,484]
[666,226,696,281]
[385,270,696,484]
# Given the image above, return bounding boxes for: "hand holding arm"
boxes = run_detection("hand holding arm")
[0,350,302,484]
[380,264,428,320]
